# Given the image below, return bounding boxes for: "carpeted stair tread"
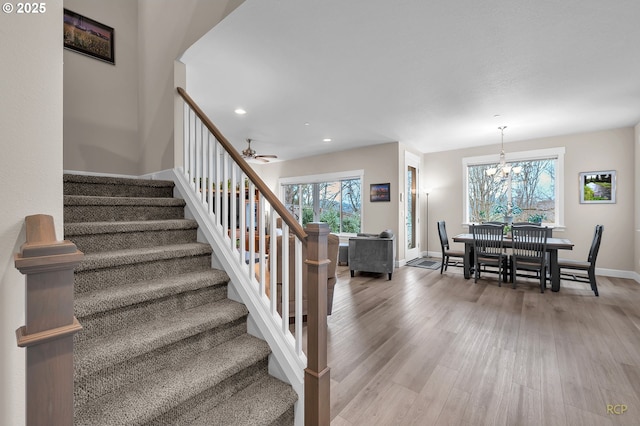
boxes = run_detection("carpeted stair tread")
[75,243,212,272]
[75,299,248,379]
[64,194,185,207]
[65,219,198,236]
[190,374,297,426]
[74,334,270,426]
[64,174,175,198]
[64,173,175,188]
[74,269,229,318]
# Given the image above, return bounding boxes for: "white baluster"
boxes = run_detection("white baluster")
[270,212,278,315]
[294,237,303,355]
[282,224,290,331]
[258,195,266,297]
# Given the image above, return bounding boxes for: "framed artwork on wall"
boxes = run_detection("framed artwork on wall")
[370,183,390,202]
[579,170,616,204]
[64,9,115,64]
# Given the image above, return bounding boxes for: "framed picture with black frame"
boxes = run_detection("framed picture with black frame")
[579,170,616,204]
[370,183,390,202]
[64,9,115,64]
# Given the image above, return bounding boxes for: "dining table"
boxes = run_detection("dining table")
[452,233,574,292]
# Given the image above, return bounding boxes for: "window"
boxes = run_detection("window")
[463,148,565,226]
[280,171,363,233]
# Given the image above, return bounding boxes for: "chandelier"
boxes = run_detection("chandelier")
[486,126,521,178]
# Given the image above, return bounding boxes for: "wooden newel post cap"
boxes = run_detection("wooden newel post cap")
[305,222,330,236]
[14,214,83,273]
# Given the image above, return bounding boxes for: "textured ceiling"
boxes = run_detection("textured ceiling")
[181,0,640,161]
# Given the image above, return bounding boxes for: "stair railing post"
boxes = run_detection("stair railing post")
[304,222,330,425]
[14,214,84,426]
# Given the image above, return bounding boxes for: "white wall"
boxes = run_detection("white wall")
[635,123,640,276]
[138,0,245,175]
[423,127,636,273]
[0,2,64,425]
[64,0,140,175]
[63,0,245,175]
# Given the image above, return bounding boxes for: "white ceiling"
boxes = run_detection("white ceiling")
[181,0,640,162]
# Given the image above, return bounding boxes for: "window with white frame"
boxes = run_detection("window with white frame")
[463,148,565,226]
[280,170,363,233]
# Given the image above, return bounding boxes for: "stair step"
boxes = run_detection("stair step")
[74,299,250,409]
[75,298,249,379]
[76,243,212,271]
[65,219,199,253]
[64,195,186,223]
[64,173,175,198]
[74,243,213,293]
[75,269,230,342]
[64,195,186,208]
[75,269,229,317]
[189,375,297,426]
[74,334,270,426]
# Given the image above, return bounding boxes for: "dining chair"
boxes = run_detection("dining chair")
[471,223,508,285]
[437,221,465,274]
[558,224,603,296]
[512,222,552,276]
[510,225,549,293]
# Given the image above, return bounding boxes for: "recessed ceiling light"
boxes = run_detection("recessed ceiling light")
[304,122,310,126]
[234,108,247,115]
[323,138,332,142]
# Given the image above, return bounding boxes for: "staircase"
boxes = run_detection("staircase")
[64,173,297,425]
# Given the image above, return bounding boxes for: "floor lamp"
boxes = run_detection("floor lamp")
[425,191,429,259]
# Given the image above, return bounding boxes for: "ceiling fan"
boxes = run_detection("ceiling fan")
[241,138,277,162]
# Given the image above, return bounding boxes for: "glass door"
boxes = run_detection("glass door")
[405,152,420,261]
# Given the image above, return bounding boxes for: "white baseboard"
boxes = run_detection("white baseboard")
[596,268,640,283]
[420,250,440,259]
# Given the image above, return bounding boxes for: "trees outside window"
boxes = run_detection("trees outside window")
[464,148,564,226]
[282,178,361,233]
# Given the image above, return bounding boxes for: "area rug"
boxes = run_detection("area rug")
[406,257,442,270]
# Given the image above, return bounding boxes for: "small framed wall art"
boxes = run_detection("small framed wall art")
[579,170,616,204]
[370,183,391,202]
[64,9,115,64]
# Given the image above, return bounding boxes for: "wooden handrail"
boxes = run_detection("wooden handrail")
[177,87,307,242]
[14,214,84,426]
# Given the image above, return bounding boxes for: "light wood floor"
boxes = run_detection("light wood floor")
[325,263,640,425]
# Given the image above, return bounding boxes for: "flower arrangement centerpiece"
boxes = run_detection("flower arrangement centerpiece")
[491,203,522,224]
[527,213,547,224]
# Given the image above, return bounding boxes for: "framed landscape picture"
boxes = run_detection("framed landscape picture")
[370,183,390,202]
[579,170,616,204]
[64,9,115,64]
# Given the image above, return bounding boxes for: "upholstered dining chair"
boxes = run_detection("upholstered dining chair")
[471,223,508,285]
[558,224,604,296]
[437,221,465,274]
[510,225,549,293]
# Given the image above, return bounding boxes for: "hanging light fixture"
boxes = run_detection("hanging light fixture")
[486,126,521,177]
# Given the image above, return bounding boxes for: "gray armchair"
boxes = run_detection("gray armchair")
[348,230,396,280]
